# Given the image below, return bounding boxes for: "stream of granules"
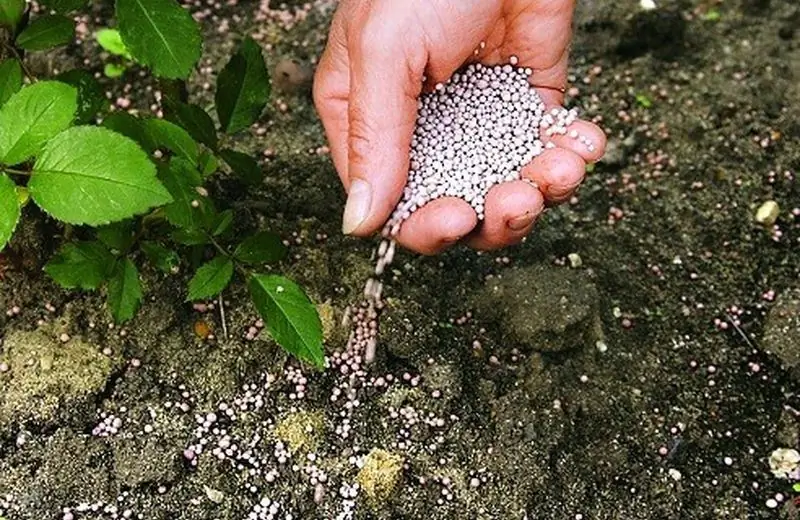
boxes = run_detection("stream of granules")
[342,60,595,364]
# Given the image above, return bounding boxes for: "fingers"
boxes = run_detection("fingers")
[465,180,545,251]
[393,197,478,255]
[521,147,585,204]
[342,11,427,237]
[312,12,351,185]
[541,115,607,163]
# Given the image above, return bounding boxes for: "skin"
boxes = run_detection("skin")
[313,0,607,255]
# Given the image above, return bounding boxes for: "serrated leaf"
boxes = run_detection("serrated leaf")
[198,149,218,177]
[158,157,211,230]
[211,209,233,236]
[116,0,201,79]
[187,256,233,301]
[57,69,109,124]
[16,14,74,51]
[29,126,172,225]
[219,148,262,185]
[40,0,87,13]
[96,220,135,251]
[215,37,269,134]
[101,111,154,151]
[140,240,179,272]
[95,28,131,58]
[143,118,198,163]
[44,240,115,289]
[0,81,78,166]
[0,173,20,250]
[0,0,25,31]
[163,97,218,150]
[171,227,208,245]
[104,62,127,78]
[0,60,23,107]
[234,231,287,264]
[248,274,324,368]
[107,257,142,322]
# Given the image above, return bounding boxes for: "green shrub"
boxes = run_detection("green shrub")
[0,0,324,368]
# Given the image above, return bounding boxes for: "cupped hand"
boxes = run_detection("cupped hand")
[313,0,606,254]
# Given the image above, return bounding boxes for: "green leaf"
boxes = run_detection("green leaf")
[56,69,109,124]
[158,157,211,229]
[107,257,142,322]
[39,0,87,13]
[140,240,179,272]
[16,14,74,51]
[635,93,653,108]
[104,62,127,78]
[44,240,115,289]
[220,148,262,185]
[248,274,324,368]
[96,220,135,251]
[0,81,78,166]
[0,59,23,107]
[187,256,233,301]
[211,209,233,236]
[198,149,218,177]
[101,112,154,151]
[0,173,20,250]
[0,0,25,31]
[143,118,198,163]
[116,0,201,79]
[95,28,131,58]
[29,126,172,225]
[162,97,218,150]
[215,37,269,134]
[171,227,208,245]
[234,231,287,264]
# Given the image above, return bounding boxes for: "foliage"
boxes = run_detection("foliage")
[0,0,325,368]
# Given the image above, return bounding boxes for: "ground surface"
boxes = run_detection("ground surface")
[1,0,799,519]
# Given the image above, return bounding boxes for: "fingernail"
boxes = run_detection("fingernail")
[342,179,372,234]
[508,213,536,231]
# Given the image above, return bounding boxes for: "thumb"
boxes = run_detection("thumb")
[342,18,423,236]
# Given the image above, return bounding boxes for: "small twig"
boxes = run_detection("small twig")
[218,292,228,341]
[2,167,31,176]
[2,42,36,82]
[725,313,757,350]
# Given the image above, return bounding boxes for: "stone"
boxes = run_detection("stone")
[475,264,602,352]
[0,330,117,431]
[356,449,404,505]
[762,287,800,378]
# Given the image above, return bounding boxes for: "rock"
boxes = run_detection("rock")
[273,58,313,94]
[0,330,117,431]
[273,410,325,453]
[356,449,404,505]
[754,200,780,225]
[768,448,800,480]
[762,287,800,377]
[474,264,602,352]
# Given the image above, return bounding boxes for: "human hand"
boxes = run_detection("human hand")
[313,0,606,254]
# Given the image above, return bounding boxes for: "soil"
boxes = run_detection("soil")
[1,0,799,519]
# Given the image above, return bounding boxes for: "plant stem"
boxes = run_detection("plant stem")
[2,43,36,82]
[218,292,229,341]
[1,167,30,176]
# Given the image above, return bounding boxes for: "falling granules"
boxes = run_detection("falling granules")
[344,59,595,363]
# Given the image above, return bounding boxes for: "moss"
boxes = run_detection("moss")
[0,330,117,430]
[272,410,325,454]
[356,448,404,505]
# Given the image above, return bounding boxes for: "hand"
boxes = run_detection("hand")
[313,0,606,254]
